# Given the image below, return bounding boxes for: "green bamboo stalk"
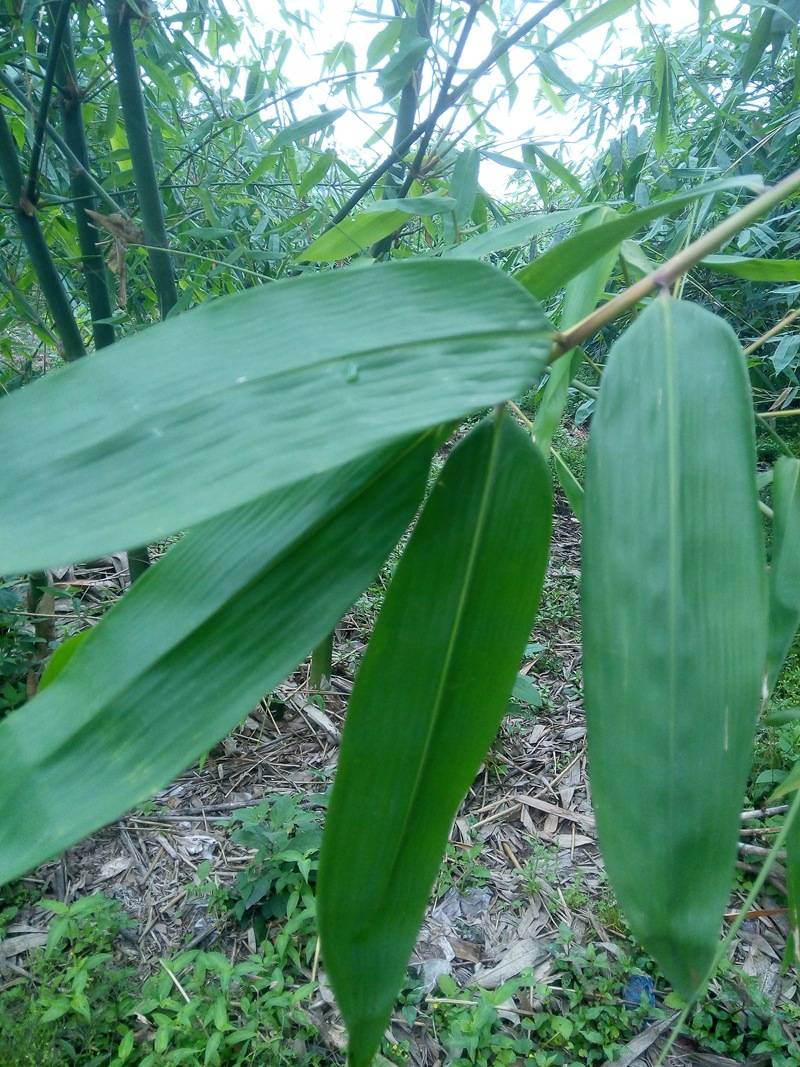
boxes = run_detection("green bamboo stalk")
[0,104,86,361]
[309,631,334,691]
[105,0,177,318]
[55,16,116,350]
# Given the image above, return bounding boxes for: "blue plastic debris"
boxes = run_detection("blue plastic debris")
[622,973,656,1008]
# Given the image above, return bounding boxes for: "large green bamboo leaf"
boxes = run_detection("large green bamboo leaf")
[702,254,800,282]
[767,457,800,692]
[515,176,765,300]
[0,260,551,574]
[0,435,436,885]
[533,206,619,454]
[583,297,766,998]
[318,414,552,1067]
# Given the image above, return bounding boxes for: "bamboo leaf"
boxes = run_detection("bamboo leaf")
[446,205,595,260]
[548,0,637,51]
[775,760,800,799]
[533,206,619,454]
[266,108,345,152]
[318,415,552,1067]
[583,296,766,999]
[767,458,800,692]
[653,45,672,156]
[524,144,583,196]
[0,261,551,574]
[739,6,775,84]
[298,196,456,261]
[0,436,436,885]
[512,672,543,708]
[702,254,800,282]
[515,175,765,299]
[38,629,91,691]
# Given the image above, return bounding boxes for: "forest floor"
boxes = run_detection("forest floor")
[2,437,800,1066]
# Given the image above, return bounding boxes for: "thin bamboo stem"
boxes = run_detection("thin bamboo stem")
[743,306,800,355]
[326,0,566,230]
[0,104,86,361]
[105,0,177,318]
[551,167,800,363]
[397,0,481,199]
[26,0,72,207]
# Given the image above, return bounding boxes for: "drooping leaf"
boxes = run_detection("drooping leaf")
[767,458,800,692]
[449,149,480,227]
[367,18,403,68]
[652,44,672,156]
[533,206,619,454]
[0,260,551,573]
[298,197,456,261]
[0,436,436,885]
[702,254,800,282]
[515,176,765,299]
[318,415,552,1067]
[583,296,766,999]
[377,21,429,98]
[524,144,583,196]
[548,0,638,51]
[739,5,776,84]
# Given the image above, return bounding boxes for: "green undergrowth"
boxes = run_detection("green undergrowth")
[3,794,800,1066]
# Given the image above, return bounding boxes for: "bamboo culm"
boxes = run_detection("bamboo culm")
[55,17,116,351]
[0,105,86,361]
[105,0,178,318]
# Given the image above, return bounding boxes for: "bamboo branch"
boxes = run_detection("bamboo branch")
[0,70,125,216]
[743,306,800,355]
[0,104,86,361]
[551,167,800,362]
[26,0,72,208]
[371,0,433,257]
[105,0,177,318]
[326,0,566,229]
[397,0,482,200]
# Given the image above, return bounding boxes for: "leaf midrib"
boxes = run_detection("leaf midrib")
[365,416,505,921]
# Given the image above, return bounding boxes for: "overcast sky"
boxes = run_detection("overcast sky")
[240,0,738,195]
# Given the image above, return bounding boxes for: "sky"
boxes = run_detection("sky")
[240,0,740,196]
